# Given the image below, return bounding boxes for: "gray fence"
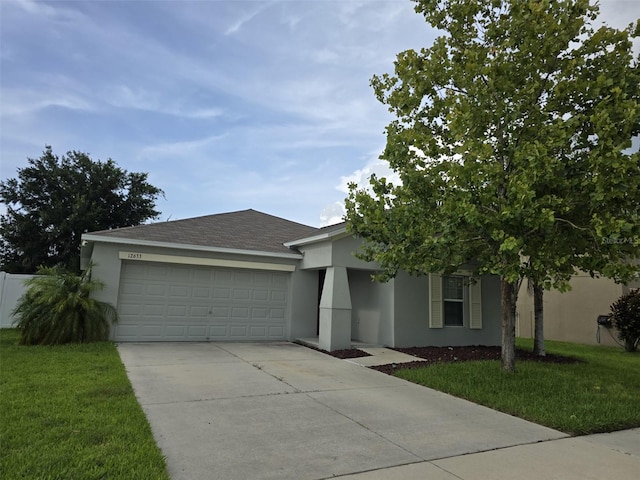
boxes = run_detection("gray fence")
[0,272,39,328]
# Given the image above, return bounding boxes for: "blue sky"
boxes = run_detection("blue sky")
[1,0,638,227]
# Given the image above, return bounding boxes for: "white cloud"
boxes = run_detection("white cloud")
[225,2,272,36]
[0,86,94,117]
[105,85,224,119]
[337,154,400,194]
[316,151,400,227]
[319,202,346,227]
[136,134,227,163]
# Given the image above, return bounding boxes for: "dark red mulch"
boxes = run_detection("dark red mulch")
[295,342,371,359]
[329,348,372,359]
[371,345,581,375]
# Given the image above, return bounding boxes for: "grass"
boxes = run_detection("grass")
[0,329,169,479]
[395,338,640,435]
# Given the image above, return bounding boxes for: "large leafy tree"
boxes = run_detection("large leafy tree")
[1,146,164,273]
[346,0,640,371]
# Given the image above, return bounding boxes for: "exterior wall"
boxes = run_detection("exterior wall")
[0,273,41,328]
[348,269,394,346]
[88,241,303,341]
[332,236,379,270]
[298,242,332,270]
[288,269,319,340]
[299,236,502,348]
[393,272,502,347]
[299,235,378,271]
[516,274,636,347]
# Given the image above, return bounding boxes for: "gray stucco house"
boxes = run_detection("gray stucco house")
[81,209,502,351]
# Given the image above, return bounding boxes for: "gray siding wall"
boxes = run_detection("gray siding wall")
[288,269,319,340]
[299,236,378,271]
[89,243,123,314]
[349,269,394,346]
[392,271,502,347]
[332,236,379,270]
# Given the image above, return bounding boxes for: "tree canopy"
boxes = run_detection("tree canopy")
[0,146,164,273]
[345,0,640,371]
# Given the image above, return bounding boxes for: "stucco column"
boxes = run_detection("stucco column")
[318,266,352,351]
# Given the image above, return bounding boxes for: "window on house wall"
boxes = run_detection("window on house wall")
[443,275,464,326]
[429,273,482,329]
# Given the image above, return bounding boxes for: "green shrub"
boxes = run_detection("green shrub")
[610,289,640,352]
[12,266,117,345]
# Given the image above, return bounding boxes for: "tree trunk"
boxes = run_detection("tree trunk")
[533,282,545,356]
[500,277,518,372]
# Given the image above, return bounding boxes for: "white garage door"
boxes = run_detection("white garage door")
[114,261,290,341]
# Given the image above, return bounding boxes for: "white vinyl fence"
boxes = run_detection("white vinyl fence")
[0,272,40,328]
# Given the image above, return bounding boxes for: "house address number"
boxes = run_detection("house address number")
[125,252,143,260]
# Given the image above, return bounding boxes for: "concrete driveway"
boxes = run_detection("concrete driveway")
[118,342,569,480]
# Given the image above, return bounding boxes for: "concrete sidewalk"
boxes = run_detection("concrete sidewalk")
[118,342,638,480]
[338,429,640,479]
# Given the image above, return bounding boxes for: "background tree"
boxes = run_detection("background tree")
[0,146,164,273]
[345,0,640,371]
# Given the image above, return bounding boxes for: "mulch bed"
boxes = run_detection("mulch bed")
[371,345,581,375]
[296,342,371,359]
[298,342,581,374]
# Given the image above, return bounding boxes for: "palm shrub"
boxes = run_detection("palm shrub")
[12,265,117,345]
[609,289,640,352]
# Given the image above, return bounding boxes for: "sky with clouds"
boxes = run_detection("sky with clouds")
[1,0,638,227]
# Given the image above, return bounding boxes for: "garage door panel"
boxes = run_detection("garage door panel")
[189,305,209,317]
[211,306,230,318]
[209,325,227,337]
[233,288,251,300]
[192,287,210,298]
[165,325,186,337]
[121,282,144,295]
[140,325,164,337]
[233,271,251,283]
[143,304,165,316]
[146,264,170,279]
[229,326,248,337]
[252,308,268,319]
[169,285,189,297]
[250,326,267,337]
[271,291,286,302]
[213,288,231,299]
[214,270,233,283]
[232,307,249,319]
[167,305,188,317]
[253,289,269,301]
[115,262,290,341]
[187,325,207,337]
[268,326,285,337]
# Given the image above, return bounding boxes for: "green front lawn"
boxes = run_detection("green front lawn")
[395,338,640,435]
[0,329,169,479]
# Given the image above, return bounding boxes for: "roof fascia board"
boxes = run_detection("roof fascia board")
[81,234,303,260]
[283,226,350,248]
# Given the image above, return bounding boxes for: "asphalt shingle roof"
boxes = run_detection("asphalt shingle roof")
[87,209,322,255]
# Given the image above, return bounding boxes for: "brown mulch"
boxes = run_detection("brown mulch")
[371,345,581,375]
[296,342,371,359]
[327,348,372,359]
